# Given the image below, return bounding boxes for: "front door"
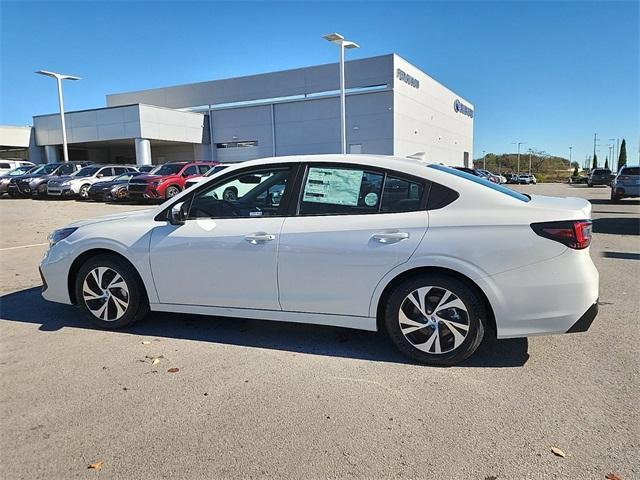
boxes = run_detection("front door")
[149,164,296,309]
[277,165,429,317]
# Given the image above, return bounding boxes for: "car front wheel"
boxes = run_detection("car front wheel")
[79,184,90,199]
[75,254,149,329]
[165,185,180,199]
[384,274,486,366]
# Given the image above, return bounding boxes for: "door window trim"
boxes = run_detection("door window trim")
[155,162,304,222]
[292,163,430,217]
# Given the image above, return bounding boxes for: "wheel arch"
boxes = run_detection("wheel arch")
[67,248,149,305]
[374,266,496,337]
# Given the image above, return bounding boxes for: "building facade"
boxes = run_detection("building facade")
[26,54,474,166]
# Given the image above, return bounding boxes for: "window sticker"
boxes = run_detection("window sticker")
[303,168,363,206]
[364,192,378,206]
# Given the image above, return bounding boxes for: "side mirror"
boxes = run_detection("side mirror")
[168,201,188,225]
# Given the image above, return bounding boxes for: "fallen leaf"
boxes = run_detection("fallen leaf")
[151,358,160,365]
[551,447,566,458]
[88,460,103,470]
[167,368,179,373]
[605,474,623,480]
[141,341,151,345]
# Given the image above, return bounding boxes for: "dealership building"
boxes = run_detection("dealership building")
[2,54,474,167]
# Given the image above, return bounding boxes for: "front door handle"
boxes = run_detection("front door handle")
[372,231,410,243]
[244,232,276,244]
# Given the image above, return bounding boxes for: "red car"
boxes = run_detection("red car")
[127,161,217,201]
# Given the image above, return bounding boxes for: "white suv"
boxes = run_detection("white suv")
[47,165,138,199]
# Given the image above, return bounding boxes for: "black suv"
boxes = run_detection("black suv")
[8,161,91,197]
[588,168,613,187]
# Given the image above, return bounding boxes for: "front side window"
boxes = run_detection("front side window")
[59,163,76,175]
[188,166,293,219]
[299,167,384,215]
[182,165,198,177]
[113,167,128,175]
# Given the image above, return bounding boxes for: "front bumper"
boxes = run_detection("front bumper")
[47,187,75,197]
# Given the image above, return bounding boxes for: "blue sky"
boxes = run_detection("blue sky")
[1,1,638,165]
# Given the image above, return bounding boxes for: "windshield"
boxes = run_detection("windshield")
[7,166,34,176]
[428,164,530,202]
[113,173,136,181]
[205,165,229,177]
[30,164,59,175]
[620,167,640,176]
[74,166,101,177]
[153,164,183,176]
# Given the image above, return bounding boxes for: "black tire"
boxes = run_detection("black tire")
[165,185,181,199]
[223,187,238,201]
[384,274,486,366]
[74,253,149,329]
[611,192,621,203]
[79,184,91,200]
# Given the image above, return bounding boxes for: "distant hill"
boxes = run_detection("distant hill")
[473,152,571,175]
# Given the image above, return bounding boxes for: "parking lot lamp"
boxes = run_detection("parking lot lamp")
[569,146,573,165]
[35,70,80,162]
[323,33,359,154]
[512,142,527,176]
[482,150,486,170]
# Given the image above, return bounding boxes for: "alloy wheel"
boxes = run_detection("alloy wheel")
[80,185,90,198]
[82,267,130,321]
[398,286,470,354]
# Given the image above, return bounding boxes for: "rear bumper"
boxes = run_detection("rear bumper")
[612,184,640,197]
[477,248,599,339]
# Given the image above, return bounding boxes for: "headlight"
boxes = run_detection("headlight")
[48,227,78,247]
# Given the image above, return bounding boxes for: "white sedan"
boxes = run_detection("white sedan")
[40,155,599,366]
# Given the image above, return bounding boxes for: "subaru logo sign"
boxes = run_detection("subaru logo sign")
[454,99,473,118]
[396,68,419,89]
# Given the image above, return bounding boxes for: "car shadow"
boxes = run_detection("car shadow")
[592,217,640,235]
[0,287,529,368]
[590,198,640,206]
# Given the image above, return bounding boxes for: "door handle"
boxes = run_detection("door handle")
[244,232,276,244]
[372,231,409,243]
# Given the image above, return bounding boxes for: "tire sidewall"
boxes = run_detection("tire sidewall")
[165,186,180,199]
[75,254,146,329]
[384,275,485,366]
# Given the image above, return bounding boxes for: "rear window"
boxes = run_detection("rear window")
[428,164,530,202]
[593,169,611,174]
[620,167,639,176]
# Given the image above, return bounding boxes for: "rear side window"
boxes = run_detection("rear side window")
[197,165,211,175]
[0,163,11,169]
[621,167,639,175]
[428,164,530,202]
[381,176,424,213]
[299,167,384,215]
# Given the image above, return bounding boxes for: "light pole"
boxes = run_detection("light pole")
[608,138,617,170]
[569,146,573,165]
[512,142,527,176]
[35,70,80,162]
[482,150,486,170]
[323,33,359,154]
[528,148,533,174]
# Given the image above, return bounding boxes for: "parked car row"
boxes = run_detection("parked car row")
[0,161,219,203]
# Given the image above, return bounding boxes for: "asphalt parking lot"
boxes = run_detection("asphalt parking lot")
[0,184,638,480]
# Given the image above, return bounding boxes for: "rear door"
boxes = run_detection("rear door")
[277,164,429,317]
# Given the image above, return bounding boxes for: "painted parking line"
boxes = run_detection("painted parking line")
[0,243,48,252]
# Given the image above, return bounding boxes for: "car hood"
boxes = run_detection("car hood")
[67,208,156,228]
[91,179,126,188]
[17,173,52,181]
[129,174,168,183]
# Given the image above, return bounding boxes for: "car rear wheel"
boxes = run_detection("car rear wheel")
[611,191,621,202]
[384,274,486,366]
[75,254,149,329]
[165,185,180,199]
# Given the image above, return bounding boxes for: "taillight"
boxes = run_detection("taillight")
[531,220,592,249]
[618,175,630,181]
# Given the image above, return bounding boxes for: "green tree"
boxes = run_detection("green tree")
[604,156,609,169]
[617,139,627,171]
[573,166,579,177]
[592,153,598,170]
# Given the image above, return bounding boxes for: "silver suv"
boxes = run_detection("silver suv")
[611,166,640,202]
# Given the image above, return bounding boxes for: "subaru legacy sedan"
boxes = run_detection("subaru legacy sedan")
[40,155,599,366]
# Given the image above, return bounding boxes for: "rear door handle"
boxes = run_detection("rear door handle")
[372,231,410,243]
[244,232,276,244]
